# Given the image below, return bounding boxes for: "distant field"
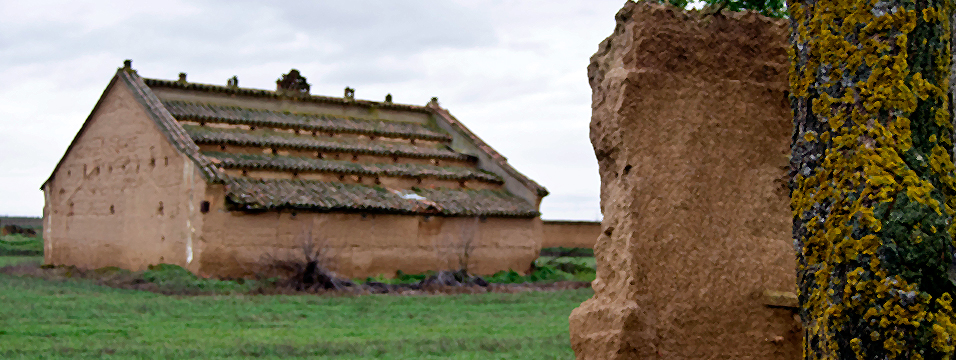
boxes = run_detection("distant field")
[0,269,590,359]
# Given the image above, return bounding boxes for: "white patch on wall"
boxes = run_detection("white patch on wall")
[183,158,194,264]
[43,185,53,258]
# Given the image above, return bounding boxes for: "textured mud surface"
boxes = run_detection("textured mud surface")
[569,3,799,359]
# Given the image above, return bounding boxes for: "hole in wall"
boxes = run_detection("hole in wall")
[67,170,71,176]
[200,201,210,214]
[352,154,359,162]
[150,158,156,167]
[241,170,249,176]
[164,157,169,166]
[623,164,632,175]
[157,201,164,215]
[110,205,115,214]
[160,256,164,262]
[220,145,227,151]
[161,236,165,242]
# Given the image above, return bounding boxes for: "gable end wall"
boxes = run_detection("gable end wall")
[42,79,207,272]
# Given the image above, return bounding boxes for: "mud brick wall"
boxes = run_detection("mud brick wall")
[569,3,799,359]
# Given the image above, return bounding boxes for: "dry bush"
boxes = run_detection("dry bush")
[433,217,480,274]
[256,226,345,291]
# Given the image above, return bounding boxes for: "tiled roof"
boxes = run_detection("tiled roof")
[204,151,503,183]
[184,125,473,161]
[428,104,549,197]
[164,100,451,142]
[223,178,539,217]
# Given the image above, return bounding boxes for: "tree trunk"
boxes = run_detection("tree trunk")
[789,1,956,358]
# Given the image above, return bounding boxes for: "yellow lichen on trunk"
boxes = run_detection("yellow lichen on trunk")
[789,0,956,358]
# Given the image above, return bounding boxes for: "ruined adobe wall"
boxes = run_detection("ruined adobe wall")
[569,3,798,359]
[43,79,207,272]
[542,220,601,248]
[196,188,541,278]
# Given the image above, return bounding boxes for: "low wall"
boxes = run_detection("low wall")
[197,187,542,279]
[542,220,600,249]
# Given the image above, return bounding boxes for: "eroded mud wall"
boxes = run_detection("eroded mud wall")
[569,3,798,359]
[197,189,541,278]
[43,80,206,272]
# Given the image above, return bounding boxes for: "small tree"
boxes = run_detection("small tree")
[646,0,786,18]
[433,217,480,274]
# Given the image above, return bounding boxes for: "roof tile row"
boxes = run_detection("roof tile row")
[185,125,473,161]
[204,151,502,183]
[164,100,451,142]
[224,178,538,217]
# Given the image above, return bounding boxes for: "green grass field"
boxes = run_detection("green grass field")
[0,255,592,359]
[0,234,43,256]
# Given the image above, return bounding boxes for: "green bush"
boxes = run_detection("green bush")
[141,264,253,294]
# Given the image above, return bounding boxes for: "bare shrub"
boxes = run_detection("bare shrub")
[257,226,344,291]
[433,216,480,274]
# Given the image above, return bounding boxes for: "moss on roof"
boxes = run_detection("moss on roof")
[164,100,451,142]
[224,178,538,217]
[203,151,502,183]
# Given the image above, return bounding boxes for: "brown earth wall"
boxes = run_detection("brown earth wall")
[569,3,799,359]
[542,220,601,249]
[42,78,207,273]
[197,187,542,279]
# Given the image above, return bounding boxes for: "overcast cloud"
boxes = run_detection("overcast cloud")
[0,0,628,220]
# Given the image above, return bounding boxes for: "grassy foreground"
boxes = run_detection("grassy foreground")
[0,259,591,359]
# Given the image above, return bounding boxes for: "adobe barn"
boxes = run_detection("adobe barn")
[41,61,548,278]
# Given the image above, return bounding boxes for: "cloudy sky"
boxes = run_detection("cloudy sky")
[0,0,632,220]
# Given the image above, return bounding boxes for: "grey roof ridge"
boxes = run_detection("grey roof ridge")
[426,103,549,197]
[144,77,431,114]
[120,69,225,182]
